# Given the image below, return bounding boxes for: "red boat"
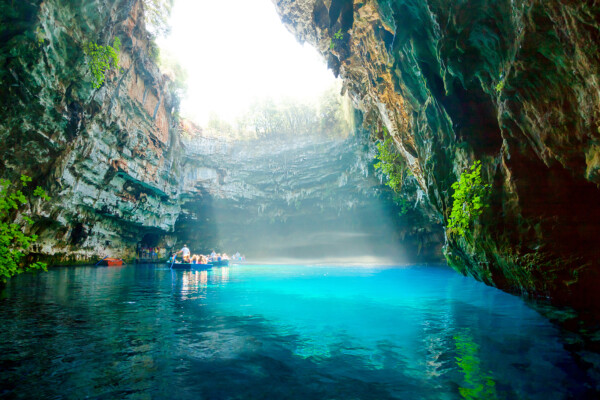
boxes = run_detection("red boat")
[98,258,124,266]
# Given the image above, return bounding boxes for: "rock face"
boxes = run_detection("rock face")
[272,0,600,318]
[0,0,182,262]
[0,0,441,265]
[176,131,443,262]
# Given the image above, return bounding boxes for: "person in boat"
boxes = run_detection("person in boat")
[176,244,191,263]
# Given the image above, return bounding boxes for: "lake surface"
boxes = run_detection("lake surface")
[0,263,594,399]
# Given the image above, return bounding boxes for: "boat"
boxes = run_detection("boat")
[98,258,124,266]
[168,262,213,269]
[210,259,229,266]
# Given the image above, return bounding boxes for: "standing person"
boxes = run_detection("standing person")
[176,244,191,263]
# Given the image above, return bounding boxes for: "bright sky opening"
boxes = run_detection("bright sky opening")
[158,0,338,125]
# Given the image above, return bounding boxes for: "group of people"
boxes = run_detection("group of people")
[137,245,165,260]
[170,245,243,264]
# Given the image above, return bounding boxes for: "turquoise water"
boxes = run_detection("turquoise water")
[0,264,593,399]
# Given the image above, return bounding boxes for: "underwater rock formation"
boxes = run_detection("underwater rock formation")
[273,0,600,319]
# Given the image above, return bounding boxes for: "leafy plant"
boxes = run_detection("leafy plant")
[0,175,49,282]
[35,26,45,46]
[495,80,504,93]
[330,28,344,50]
[393,193,410,216]
[84,37,121,89]
[374,133,413,215]
[448,160,490,238]
[374,135,406,193]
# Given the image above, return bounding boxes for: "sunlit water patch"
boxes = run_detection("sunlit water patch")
[0,264,593,399]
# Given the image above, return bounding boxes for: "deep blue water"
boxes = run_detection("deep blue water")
[0,264,593,399]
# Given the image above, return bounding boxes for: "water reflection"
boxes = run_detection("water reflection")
[454,329,498,400]
[172,267,230,300]
[0,264,595,399]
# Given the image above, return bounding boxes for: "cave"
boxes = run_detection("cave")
[1,0,600,397]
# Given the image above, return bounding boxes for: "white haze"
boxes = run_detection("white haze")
[158,0,339,125]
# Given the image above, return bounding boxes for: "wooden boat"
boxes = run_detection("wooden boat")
[169,262,213,269]
[210,259,229,266]
[98,258,124,266]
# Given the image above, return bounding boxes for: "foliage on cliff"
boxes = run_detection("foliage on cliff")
[200,85,354,139]
[84,38,121,89]
[143,0,174,37]
[448,161,490,238]
[0,176,49,282]
[374,135,405,193]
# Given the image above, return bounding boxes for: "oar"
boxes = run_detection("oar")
[170,253,176,269]
[95,256,109,266]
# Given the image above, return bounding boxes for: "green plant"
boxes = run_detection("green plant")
[454,330,497,400]
[0,175,50,282]
[35,26,45,46]
[84,37,121,89]
[330,28,344,50]
[374,135,406,193]
[448,160,490,238]
[495,80,504,93]
[393,193,410,216]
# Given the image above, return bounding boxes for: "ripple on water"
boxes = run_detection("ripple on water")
[0,263,596,399]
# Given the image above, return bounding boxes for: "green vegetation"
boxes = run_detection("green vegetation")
[0,175,49,282]
[454,331,497,400]
[35,26,45,46]
[330,28,344,50]
[495,80,504,93]
[198,85,354,140]
[143,0,174,37]
[374,135,406,193]
[374,133,412,216]
[84,37,121,89]
[495,72,505,93]
[158,49,188,98]
[448,160,490,238]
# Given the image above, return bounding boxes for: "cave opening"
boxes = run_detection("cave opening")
[155,0,433,264]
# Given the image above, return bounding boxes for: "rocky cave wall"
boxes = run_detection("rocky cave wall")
[176,130,443,262]
[273,0,600,317]
[0,0,183,262]
[0,0,441,265]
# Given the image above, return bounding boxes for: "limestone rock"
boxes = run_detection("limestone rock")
[272,0,600,317]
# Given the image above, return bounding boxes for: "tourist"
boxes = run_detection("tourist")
[176,244,191,263]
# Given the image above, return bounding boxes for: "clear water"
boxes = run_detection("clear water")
[0,264,593,399]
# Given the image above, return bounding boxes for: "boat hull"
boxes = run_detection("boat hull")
[210,260,229,266]
[99,258,123,266]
